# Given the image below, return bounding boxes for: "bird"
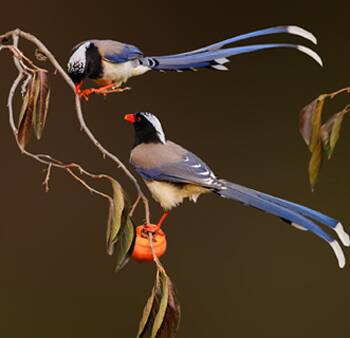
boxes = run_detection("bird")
[67,25,322,99]
[124,112,349,268]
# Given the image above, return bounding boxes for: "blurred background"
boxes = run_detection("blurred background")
[0,0,349,337]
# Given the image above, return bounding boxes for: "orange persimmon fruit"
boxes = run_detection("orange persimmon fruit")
[131,225,167,262]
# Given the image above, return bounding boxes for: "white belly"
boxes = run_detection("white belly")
[100,60,150,85]
[145,180,209,210]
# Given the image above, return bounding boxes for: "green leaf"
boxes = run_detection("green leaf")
[320,127,331,159]
[137,268,181,338]
[151,270,169,338]
[299,96,326,190]
[114,217,135,273]
[137,281,156,338]
[309,98,324,152]
[104,178,135,272]
[33,70,50,140]
[330,113,345,153]
[157,278,181,338]
[106,179,127,255]
[18,74,40,149]
[321,106,349,159]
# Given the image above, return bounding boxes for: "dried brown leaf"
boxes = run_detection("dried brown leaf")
[34,48,48,62]
[299,97,325,150]
[308,141,322,191]
[18,74,40,148]
[137,269,181,338]
[33,70,50,140]
[156,278,181,338]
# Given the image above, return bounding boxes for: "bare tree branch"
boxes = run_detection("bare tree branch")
[1,28,150,224]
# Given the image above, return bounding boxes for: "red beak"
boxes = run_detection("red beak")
[124,114,136,124]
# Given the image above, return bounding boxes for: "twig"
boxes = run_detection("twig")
[1,28,150,224]
[326,86,350,99]
[43,163,53,192]
[5,38,114,213]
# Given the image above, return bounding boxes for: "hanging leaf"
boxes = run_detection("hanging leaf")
[104,178,135,271]
[33,70,50,140]
[137,268,181,338]
[114,217,135,272]
[320,105,350,159]
[299,98,317,146]
[157,278,181,338]
[309,97,324,151]
[17,73,40,148]
[299,97,325,147]
[299,87,350,189]
[308,141,322,191]
[320,127,331,159]
[106,179,128,255]
[299,96,326,189]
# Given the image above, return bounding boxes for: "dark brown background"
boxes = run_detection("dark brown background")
[0,1,349,337]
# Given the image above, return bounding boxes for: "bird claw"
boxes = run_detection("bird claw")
[78,88,95,101]
[77,85,131,101]
[99,86,131,96]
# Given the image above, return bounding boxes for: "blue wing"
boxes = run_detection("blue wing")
[132,152,222,188]
[104,44,144,63]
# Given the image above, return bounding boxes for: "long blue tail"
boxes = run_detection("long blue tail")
[140,25,322,71]
[216,180,349,268]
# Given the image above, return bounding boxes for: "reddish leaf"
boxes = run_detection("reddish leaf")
[33,70,50,140]
[299,97,325,150]
[17,74,40,148]
[137,268,181,338]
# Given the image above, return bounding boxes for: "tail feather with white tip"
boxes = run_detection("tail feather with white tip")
[216,180,347,268]
[140,25,322,72]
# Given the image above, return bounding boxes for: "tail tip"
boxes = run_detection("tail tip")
[335,222,350,247]
[330,240,346,269]
[286,25,318,45]
[296,45,323,67]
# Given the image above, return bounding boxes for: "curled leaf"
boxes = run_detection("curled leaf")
[17,73,40,148]
[33,70,50,140]
[137,268,181,338]
[34,48,48,62]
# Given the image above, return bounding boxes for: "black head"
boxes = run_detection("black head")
[124,112,166,147]
[67,41,103,85]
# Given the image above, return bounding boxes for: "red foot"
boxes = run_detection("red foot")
[76,83,131,101]
[143,211,170,233]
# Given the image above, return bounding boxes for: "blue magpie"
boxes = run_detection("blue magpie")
[67,25,322,98]
[124,112,349,268]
